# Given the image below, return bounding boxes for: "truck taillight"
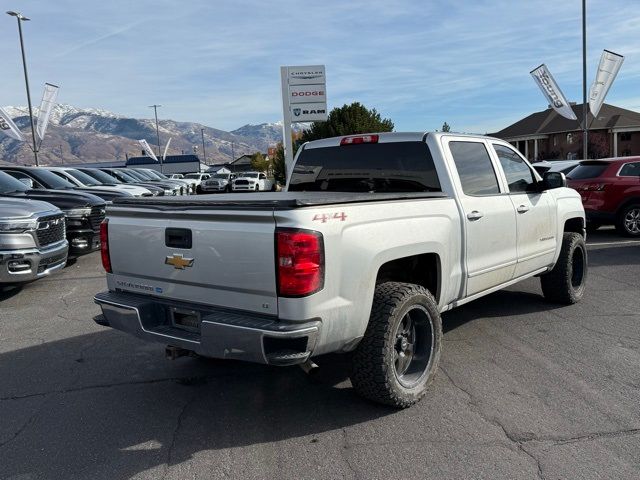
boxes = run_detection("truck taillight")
[340,134,379,145]
[276,228,324,297]
[100,219,112,273]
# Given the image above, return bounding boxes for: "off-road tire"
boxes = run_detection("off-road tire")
[540,232,587,304]
[615,204,640,237]
[350,282,442,408]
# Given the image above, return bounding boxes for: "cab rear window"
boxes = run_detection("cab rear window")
[567,164,608,179]
[289,141,441,193]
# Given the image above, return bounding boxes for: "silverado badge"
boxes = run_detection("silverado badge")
[165,254,194,270]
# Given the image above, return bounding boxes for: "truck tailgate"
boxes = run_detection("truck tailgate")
[106,207,277,315]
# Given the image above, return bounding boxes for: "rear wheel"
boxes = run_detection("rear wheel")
[540,232,587,304]
[350,282,442,408]
[615,204,640,237]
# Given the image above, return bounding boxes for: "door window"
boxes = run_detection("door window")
[493,144,537,193]
[619,162,640,177]
[449,142,500,196]
[4,171,45,189]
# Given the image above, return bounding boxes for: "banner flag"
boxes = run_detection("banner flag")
[162,137,172,161]
[36,83,59,140]
[589,50,624,118]
[530,64,577,121]
[139,139,159,162]
[0,107,26,141]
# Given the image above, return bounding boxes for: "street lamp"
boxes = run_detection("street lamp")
[200,128,207,165]
[148,104,162,171]
[7,11,39,166]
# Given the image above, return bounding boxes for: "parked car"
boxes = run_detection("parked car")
[201,173,236,193]
[0,197,68,284]
[50,167,154,197]
[0,166,132,203]
[0,170,105,253]
[135,169,196,195]
[169,174,184,179]
[533,160,580,176]
[97,168,174,196]
[121,169,185,195]
[43,166,150,197]
[79,168,163,196]
[183,173,211,193]
[95,131,586,408]
[567,157,640,236]
[231,171,275,191]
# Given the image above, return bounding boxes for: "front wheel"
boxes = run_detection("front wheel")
[540,232,587,304]
[616,204,640,237]
[350,282,442,408]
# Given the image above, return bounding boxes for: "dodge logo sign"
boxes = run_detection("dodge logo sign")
[293,108,301,116]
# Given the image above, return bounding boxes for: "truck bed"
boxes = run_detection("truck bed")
[112,191,448,210]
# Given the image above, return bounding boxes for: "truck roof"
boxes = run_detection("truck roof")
[303,131,499,149]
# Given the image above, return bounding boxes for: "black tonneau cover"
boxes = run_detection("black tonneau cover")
[112,191,448,210]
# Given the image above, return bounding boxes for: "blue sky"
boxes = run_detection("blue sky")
[1,0,639,133]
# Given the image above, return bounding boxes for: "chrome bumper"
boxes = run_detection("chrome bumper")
[94,291,320,365]
[0,240,68,284]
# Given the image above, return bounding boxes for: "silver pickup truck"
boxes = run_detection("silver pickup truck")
[0,198,68,284]
[95,132,586,407]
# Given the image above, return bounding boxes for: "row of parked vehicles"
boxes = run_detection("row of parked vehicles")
[0,166,201,286]
[533,157,640,237]
[169,171,276,193]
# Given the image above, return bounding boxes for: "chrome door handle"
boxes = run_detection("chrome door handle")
[467,210,484,221]
[517,205,530,214]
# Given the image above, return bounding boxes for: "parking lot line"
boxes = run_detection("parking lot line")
[587,240,640,247]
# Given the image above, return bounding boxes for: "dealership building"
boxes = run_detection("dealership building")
[491,103,640,161]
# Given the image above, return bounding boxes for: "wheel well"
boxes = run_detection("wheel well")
[616,197,640,216]
[375,253,440,302]
[564,217,585,237]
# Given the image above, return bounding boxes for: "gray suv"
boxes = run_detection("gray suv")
[0,198,68,284]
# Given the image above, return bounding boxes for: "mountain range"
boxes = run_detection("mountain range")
[0,104,286,166]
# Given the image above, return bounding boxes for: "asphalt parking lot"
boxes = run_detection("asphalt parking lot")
[1,228,639,480]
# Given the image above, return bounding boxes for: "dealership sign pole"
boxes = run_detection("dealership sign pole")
[280,65,327,182]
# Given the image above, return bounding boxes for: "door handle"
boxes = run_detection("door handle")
[467,210,484,221]
[517,205,530,214]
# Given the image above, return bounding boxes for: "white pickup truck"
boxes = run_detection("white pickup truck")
[94,132,586,407]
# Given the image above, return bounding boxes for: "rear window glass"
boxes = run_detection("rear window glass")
[289,141,441,193]
[567,164,608,179]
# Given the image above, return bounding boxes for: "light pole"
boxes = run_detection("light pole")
[200,128,207,165]
[148,104,162,171]
[581,0,588,160]
[7,11,38,166]
[58,144,63,164]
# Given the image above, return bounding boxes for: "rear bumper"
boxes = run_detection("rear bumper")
[0,240,68,284]
[94,291,320,366]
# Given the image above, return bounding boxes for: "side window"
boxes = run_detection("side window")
[449,141,500,196]
[619,162,640,177]
[51,171,71,182]
[259,173,266,179]
[493,144,536,193]
[5,171,44,189]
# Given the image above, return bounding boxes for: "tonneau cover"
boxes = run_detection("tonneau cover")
[112,191,448,210]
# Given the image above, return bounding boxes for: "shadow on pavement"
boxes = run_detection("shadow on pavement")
[0,331,391,479]
[0,284,23,302]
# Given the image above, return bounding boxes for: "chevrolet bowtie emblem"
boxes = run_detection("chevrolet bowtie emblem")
[165,254,194,269]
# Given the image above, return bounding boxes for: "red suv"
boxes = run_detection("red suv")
[567,157,640,237]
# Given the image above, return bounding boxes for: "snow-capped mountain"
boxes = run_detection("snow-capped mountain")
[0,104,287,166]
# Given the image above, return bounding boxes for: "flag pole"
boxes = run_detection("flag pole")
[582,0,588,160]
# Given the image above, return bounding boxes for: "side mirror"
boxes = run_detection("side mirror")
[542,171,566,190]
[18,177,34,189]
